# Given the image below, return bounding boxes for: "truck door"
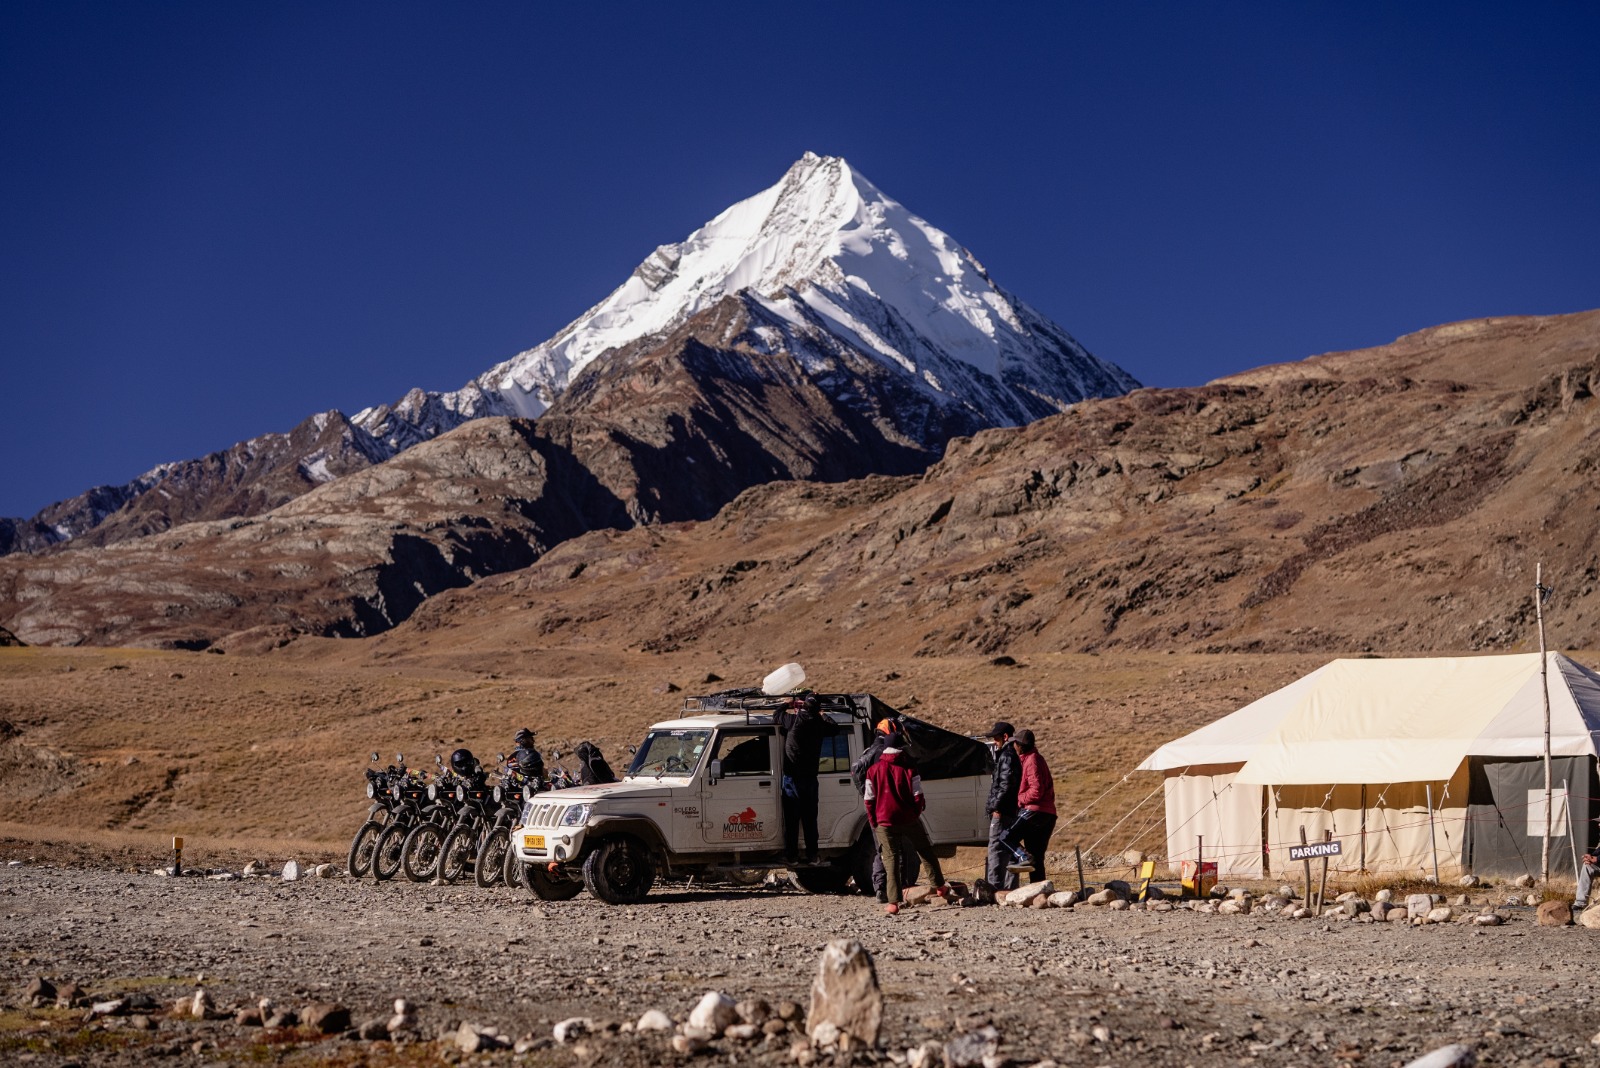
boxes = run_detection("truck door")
[702,728,782,849]
[814,723,860,846]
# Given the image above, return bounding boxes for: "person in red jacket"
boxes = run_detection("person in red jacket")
[1008,729,1057,884]
[862,746,948,914]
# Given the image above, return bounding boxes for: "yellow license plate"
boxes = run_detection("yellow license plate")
[526,835,545,849]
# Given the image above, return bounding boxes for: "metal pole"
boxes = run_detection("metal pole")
[1425,783,1440,884]
[1299,826,1311,904]
[1360,784,1367,874]
[1538,562,1552,883]
[1564,777,1579,882]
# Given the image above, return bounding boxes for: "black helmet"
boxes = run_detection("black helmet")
[450,748,477,775]
[513,728,535,748]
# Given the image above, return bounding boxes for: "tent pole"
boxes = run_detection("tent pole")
[1538,562,1552,884]
[1565,777,1579,881]
[1425,783,1440,884]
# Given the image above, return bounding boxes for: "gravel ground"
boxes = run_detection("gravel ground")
[2,862,1598,1067]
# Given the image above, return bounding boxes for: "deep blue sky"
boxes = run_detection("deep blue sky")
[3,3,1597,518]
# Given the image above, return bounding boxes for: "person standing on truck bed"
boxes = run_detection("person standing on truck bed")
[779,694,824,866]
[984,721,1022,891]
[863,741,948,915]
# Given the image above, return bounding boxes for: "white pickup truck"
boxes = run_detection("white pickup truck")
[511,692,993,903]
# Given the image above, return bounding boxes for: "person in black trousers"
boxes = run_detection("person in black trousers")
[779,695,825,865]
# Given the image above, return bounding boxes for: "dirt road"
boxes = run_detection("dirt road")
[3,861,1596,1066]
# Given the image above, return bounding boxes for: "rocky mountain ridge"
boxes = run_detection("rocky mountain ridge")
[2,309,1596,652]
[2,153,1134,558]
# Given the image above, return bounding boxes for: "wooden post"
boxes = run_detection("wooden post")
[1299,826,1312,905]
[1564,777,1579,881]
[1074,845,1085,894]
[171,835,184,877]
[1197,835,1205,898]
[1317,829,1332,913]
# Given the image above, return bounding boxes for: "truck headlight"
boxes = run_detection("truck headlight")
[558,804,591,827]
[520,801,533,823]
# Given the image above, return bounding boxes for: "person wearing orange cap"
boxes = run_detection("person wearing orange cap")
[850,716,910,900]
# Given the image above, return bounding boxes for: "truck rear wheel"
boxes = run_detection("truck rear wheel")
[792,862,851,894]
[583,836,655,904]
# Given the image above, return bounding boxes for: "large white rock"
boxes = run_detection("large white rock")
[807,940,882,1048]
[1401,1044,1476,1068]
[281,860,302,882]
[1006,880,1054,907]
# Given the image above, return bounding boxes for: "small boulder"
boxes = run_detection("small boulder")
[357,1018,389,1041]
[281,860,302,882]
[190,988,214,1019]
[943,1025,1001,1068]
[1474,913,1505,926]
[1401,1044,1477,1068]
[1046,891,1077,908]
[1579,904,1600,929]
[315,863,336,879]
[302,1002,351,1034]
[1006,880,1054,907]
[1537,900,1573,927]
[636,1009,672,1032]
[1425,907,1454,924]
[1087,889,1117,906]
[25,976,56,1007]
[688,992,737,1033]
[1406,893,1436,919]
[1514,874,1535,888]
[553,1017,592,1044]
[1108,899,1130,911]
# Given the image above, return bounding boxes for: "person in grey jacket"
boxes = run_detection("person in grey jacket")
[983,721,1022,890]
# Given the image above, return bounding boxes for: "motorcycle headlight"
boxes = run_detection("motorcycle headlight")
[493,785,503,803]
[558,804,591,828]
[522,785,532,803]
[428,784,438,801]
[390,784,401,800]
[366,782,375,799]
[455,785,466,803]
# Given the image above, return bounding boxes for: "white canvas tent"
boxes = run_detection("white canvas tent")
[1138,653,1600,878]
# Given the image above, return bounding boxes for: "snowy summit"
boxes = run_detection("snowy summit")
[353,152,1137,450]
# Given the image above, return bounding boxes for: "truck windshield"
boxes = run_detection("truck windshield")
[628,729,711,778]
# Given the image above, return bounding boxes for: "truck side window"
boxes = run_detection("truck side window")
[817,729,849,774]
[713,731,772,776]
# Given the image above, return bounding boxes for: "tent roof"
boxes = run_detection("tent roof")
[1138,653,1600,785]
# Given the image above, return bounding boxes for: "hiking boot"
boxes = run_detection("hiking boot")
[884,903,899,915]
[1006,851,1035,873]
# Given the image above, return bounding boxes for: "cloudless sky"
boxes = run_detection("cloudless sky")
[3,2,1597,517]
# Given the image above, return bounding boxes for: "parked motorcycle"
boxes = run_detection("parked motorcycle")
[437,769,501,885]
[474,756,540,888]
[371,760,432,882]
[400,756,471,882]
[347,752,405,878]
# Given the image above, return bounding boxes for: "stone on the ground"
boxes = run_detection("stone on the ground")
[1375,888,1393,903]
[1406,894,1436,919]
[726,1023,760,1041]
[1514,874,1535,888]
[315,863,336,878]
[1046,891,1077,908]
[303,1002,350,1034]
[1425,906,1454,924]
[807,939,882,1048]
[1291,906,1312,919]
[387,1012,416,1035]
[689,992,737,1033]
[1458,874,1479,887]
[25,976,56,1006]
[235,1007,263,1027]
[1401,1043,1476,1068]
[777,1001,803,1022]
[1474,913,1504,926]
[943,1025,1001,1068]
[1087,889,1117,906]
[357,1018,389,1040]
[242,860,264,876]
[553,1017,592,1043]
[636,1009,673,1032]
[907,1041,943,1068]
[1108,899,1130,911]
[265,1010,298,1029]
[1387,907,1409,922]
[1122,849,1144,866]
[736,998,771,1025]
[458,1023,509,1053]
[1579,905,1600,929]
[1537,900,1572,926]
[1525,893,1539,907]
[191,988,214,1019]
[673,1033,708,1054]
[282,860,302,882]
[1149,900,1175,912]
[1007,880,1054,907]
[91,998,127,1017]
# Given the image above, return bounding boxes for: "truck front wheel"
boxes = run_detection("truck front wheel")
[583,836,656,904]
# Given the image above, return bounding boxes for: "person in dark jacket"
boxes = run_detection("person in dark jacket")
[575,741,617,785]
[1008,729,1057,884]
[863,745,947,914]
[984,721,1022,890]
[510,727,546,786]
[778,695,825,865]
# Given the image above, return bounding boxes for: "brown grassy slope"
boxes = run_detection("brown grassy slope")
[0,642,1332,860]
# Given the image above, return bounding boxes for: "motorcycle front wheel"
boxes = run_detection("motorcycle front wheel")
[347,820,383,878]
[438,827,478,885]
[371,824,407,882]
[401,823,445,883]
[475,828,509,888]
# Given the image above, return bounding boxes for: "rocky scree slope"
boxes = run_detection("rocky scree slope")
[379,311,1600,661]
[1,152,1133,558]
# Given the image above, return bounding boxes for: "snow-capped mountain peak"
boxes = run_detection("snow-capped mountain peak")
[353,152,1136,449]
